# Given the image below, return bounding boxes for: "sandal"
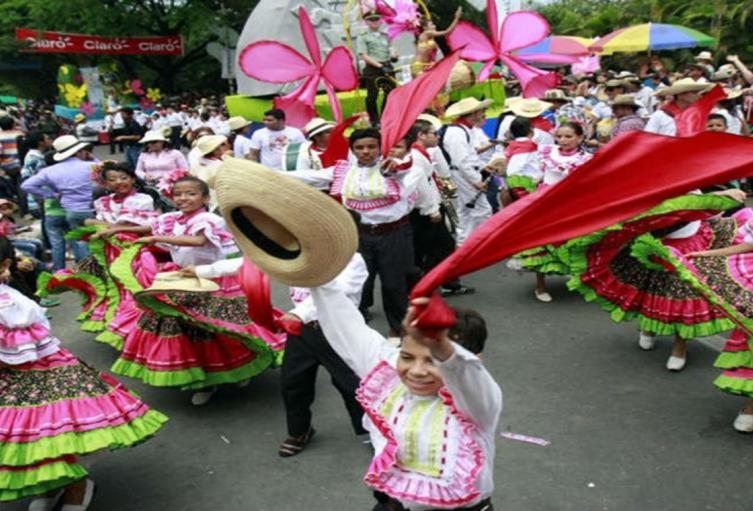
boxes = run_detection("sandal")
[441,286,476,297]
[278,428,316,457]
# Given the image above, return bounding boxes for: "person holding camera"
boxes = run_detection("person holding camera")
[358,12,398,127]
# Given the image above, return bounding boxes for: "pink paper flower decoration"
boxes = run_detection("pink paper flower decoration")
[130,79,145,96]
[79,101,96,116]
[238,6,359,128]
[447,1,558,98]
[374,0,422,41]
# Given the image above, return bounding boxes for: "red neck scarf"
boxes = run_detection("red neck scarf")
[504,139,538,159]
[531,116,554,133]
[454,118,474,129]
[411,143,431,161]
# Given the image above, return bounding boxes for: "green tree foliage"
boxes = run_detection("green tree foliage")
[536,0,753,69]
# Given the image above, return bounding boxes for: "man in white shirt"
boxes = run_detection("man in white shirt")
[645,78,710,136]
[441,98,494,245]
[228,116,253,159]
[165,105,184,148]
[249,109,305,171]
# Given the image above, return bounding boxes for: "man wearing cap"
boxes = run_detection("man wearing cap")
[695,51,715,77]
[441,97,494,245]
[611,94,646,139]
[228,116,253,159]
[249,109,305,171]
[645,78,710,136]
[21,135,96,264]
[357,12,397,126]
[73,113,97,144]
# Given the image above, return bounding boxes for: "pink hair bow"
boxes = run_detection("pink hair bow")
[372,0,422,40]
[238,6,359,128]
[447,1,558,98]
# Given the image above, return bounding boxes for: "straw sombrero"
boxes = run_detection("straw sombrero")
[506,97,553,118]
[611,94,641,109]
[137,271,220,295]
[228,116,251,132]
[215,158,358,287]
[654,78,713,97]
[445,98,493,118]
[303,118,335,140]
[139,130,168,144]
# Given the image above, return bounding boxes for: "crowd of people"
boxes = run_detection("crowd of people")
[3,7,753,511]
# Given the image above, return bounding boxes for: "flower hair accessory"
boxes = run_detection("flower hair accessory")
[158,168,190,198]
[90,160,120,187]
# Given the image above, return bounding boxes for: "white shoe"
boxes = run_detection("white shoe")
[638,333,656,351]
[666,355,687,372]
[733,412,753,433]
[191,387,217,406]
[60,479,95,511]
[28,490,63,511]
[534,290,552,303]
[506,258,523,271]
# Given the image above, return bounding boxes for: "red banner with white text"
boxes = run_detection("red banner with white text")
[15,29,183,56]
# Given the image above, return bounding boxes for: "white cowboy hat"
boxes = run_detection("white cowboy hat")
[196,135,227,156]
[695,51,713,61]
[543,89,571,102]
[506,97,553,118]
[52,135,90,162]
[139,130,168,144]
[416,113,442,130]
[228,116,251,132]
[444,97,493,118]
[303,118,335,140]
[215,158,358,287]
[611,94,641,109]
[654,78,713,97]
[137,271,220,295]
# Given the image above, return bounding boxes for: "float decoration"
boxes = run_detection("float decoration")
[447,1,558,98]
[238,6,359,127]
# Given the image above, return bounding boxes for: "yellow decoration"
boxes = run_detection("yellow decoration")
[146,88,162,102]
[62,83,88,108]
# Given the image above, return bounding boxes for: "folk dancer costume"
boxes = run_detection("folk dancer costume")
[564,193,750,347]
[38,190,158,349]
[110,208,282,390]
[441,120,493,246]
[288,157,426,333]
[310,278,502,510]
[0,283,167,502]
[193,255,369,446]
[644,78,711,137]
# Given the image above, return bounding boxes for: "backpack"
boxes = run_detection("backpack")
[437,124,471,169]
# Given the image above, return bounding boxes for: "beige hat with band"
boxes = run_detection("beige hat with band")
[215,158,358,287]
[445,97,493,118]
[139,130,169,144]
[505,97,553,118]
[196,135,228,156]
[228,116,251,132]
[303,118,335,140]
[654,78,713,97]
[137,271,220,295]
[52,135,91,162]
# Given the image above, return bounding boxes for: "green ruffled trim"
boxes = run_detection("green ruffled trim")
[713,373,753,397]
[109,244,148,295]
[80,319,106,333]
[36,271,108,324]
[111,358,209,388]
[0,410,168,467]
[714,351,753,370]
[517,245,569,275]
[63,225,99,242]
[180,363,273,390]
[0,460,87,502]
[94,330,125,351]
[563,194,741,338]
[273,350,285,368]
[506,175,537,193]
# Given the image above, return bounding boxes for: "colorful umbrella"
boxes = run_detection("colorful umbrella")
[514,35,592,64]
[590,23,715,55]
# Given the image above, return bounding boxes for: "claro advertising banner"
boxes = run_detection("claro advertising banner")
[15,29,183,56]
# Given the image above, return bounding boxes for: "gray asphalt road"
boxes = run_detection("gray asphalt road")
[5,265,752,511]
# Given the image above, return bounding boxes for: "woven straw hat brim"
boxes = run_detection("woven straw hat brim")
[137,272,220,295]
[215,158,358,287]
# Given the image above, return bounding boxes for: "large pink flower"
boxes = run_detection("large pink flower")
[447,1,558,98]
[238,7,359,127]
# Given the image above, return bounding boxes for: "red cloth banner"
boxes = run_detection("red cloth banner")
[15,28,183,56]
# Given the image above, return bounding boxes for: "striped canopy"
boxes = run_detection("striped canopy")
[590,23,715,55]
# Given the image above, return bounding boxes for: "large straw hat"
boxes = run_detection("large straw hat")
[543,89,571,103]
[614,71,639,82]
[417,113,442,130]
[654,78,712,97]
[605,79,626,89]
[215,158,358,287]
[723,88,744,100]
[611,94,641,109]
[445,97,493,118]
[196,135,227,156]
[52,135,90,162]
[228,116,251,132]
[303,118,335,140]
[137,271,220,295]
[505,97,553,118]
[139,130,168,144]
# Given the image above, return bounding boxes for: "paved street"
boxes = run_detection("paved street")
[5,265,752,511]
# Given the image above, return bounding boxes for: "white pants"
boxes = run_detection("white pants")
[454,182,492,245]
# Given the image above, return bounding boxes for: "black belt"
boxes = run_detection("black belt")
[358,215,410,235]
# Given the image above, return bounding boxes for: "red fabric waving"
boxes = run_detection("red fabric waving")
[239,257,276,332]
[319,114,362,169]
[411,131,753,327]
[675,85,727,137]
[380,52,461,157]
